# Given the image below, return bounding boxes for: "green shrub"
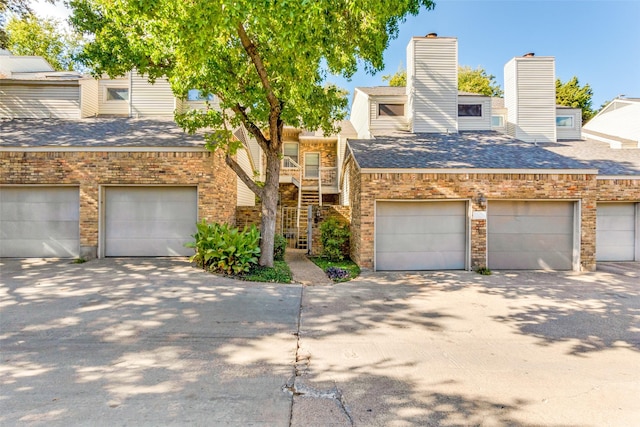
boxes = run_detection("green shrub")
[185,220,260,275]
[319,217,350,262]
[274,234,287,261]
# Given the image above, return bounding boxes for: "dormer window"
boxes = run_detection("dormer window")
[556,116,574,128]
[458,104,482,117]
[378,103,404,117]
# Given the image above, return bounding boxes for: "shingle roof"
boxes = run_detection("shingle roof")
[348,131,594,171]
[356,86,406,96]
[540,139,640,176]
[0,118,205,147]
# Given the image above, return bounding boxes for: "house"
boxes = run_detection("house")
[0,54,248,259]
[582,97,640,149]
[343,34,640,271]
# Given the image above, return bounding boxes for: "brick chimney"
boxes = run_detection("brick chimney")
[406,35,458,133]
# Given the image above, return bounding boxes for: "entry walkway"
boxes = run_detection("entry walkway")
[285,248,333,285]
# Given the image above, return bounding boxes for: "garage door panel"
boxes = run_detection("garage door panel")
[0,187,80,258]
[489,216,573,234]
[597,203,637,261]
[377,215,464,235]
[488,201,574,270]
[377,232,465,253]
[377,251,466,271]
[376,201,467,270]
[105,187,197,257]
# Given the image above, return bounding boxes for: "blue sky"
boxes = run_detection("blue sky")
[35,0,639,111]
[328,0,640,111]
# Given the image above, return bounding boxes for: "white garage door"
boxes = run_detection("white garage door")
[0,187,79,257]
[376,201,467,270]
[488,201,575,270]
[597,203,638,261]
[105,187,197,256]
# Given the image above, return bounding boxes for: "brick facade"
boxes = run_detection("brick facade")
[348,163,601,271]
[309,205,352,256]
[0,149,236,258]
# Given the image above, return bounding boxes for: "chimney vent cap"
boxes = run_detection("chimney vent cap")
[426,32,438,38]
[523,52,535,57]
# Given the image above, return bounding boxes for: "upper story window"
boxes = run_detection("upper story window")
[458,104,482,117]
[106,87,129,101]
[491,115,504,127]
[378,103,404,117]
[283,142,299,165]
[187,89,215,101]
[556,116,574,128]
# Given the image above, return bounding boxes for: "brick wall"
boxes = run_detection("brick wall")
[309,205,352,256]
[597,178,640,201]
[349,169,599,271]
[0,149,236,257]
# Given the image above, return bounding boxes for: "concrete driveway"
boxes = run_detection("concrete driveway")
[2,258,639,426]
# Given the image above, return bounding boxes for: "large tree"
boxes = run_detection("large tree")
[70,0,435,267]
[556,76,595,123]
[0,0,31,48]
[458,65,502,97]
[5,14,82,70]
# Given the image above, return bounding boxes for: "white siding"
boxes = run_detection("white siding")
[556,107,582,140]
[370,95,409,134]
[406,37,458,133]
[457,95,492,131]
[80,78,99,118]
[504,56,556,143]
[349,89,371,138]
[130,73,175,117]
[98,78,130,116]
[406,42,414,132]
[0,83,80,119]
[236,148,255,207]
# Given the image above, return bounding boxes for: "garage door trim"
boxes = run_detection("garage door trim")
[99,185,199,258]
[374,199,470,271]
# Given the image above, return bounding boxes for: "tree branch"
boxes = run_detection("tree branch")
[232,104,270,152]
[225,153,264,198]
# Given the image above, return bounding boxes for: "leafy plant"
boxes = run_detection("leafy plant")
[241,261,292,283]
[274,234,287,262]
[186,220,260,275]
[319,217,350,262]
[326,266,349,281]
[475,266,492,275]
[310,256,360,282]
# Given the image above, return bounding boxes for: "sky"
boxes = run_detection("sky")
[31,0,640,111]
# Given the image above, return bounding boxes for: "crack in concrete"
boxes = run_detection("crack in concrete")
[285,285,353,426]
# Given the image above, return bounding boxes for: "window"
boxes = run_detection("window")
[458,104,482,117]
[491,115,504,127]
[106,87,129,101]
[378,103,404,117]
[304,153,320,178]
[556,116,574,128]
[283,142,299,165]
[187,89,215,101]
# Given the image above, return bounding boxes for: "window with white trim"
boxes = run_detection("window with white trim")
[458,104,482,117]
[378,103,404,117]
[491,115,504,127]
[556,116,574,128]
[283,142,299,165]
[304,152,320,178]
[106,87,129,101]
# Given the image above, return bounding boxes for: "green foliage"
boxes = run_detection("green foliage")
[241,261,292,283]
[5,15,84,71]
[70,0,435,267]
[458,65,503,97]
[382,64,406,87]
[186,220,260,275]
[556,76,595,123]
[72,257,87,264]
[475,266,492,275]
[310,256,360,282]
[319,217,350,262]
[273,234,287,262]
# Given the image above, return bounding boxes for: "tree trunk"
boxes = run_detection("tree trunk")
[259,149,281,267]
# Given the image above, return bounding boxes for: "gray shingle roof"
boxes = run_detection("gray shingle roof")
[540,139,640,176]
[356,86,406,96]
[348,131,595,171]
[0,118,205,147]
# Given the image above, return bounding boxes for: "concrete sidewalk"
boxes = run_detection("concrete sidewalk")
[285,249,333,285]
